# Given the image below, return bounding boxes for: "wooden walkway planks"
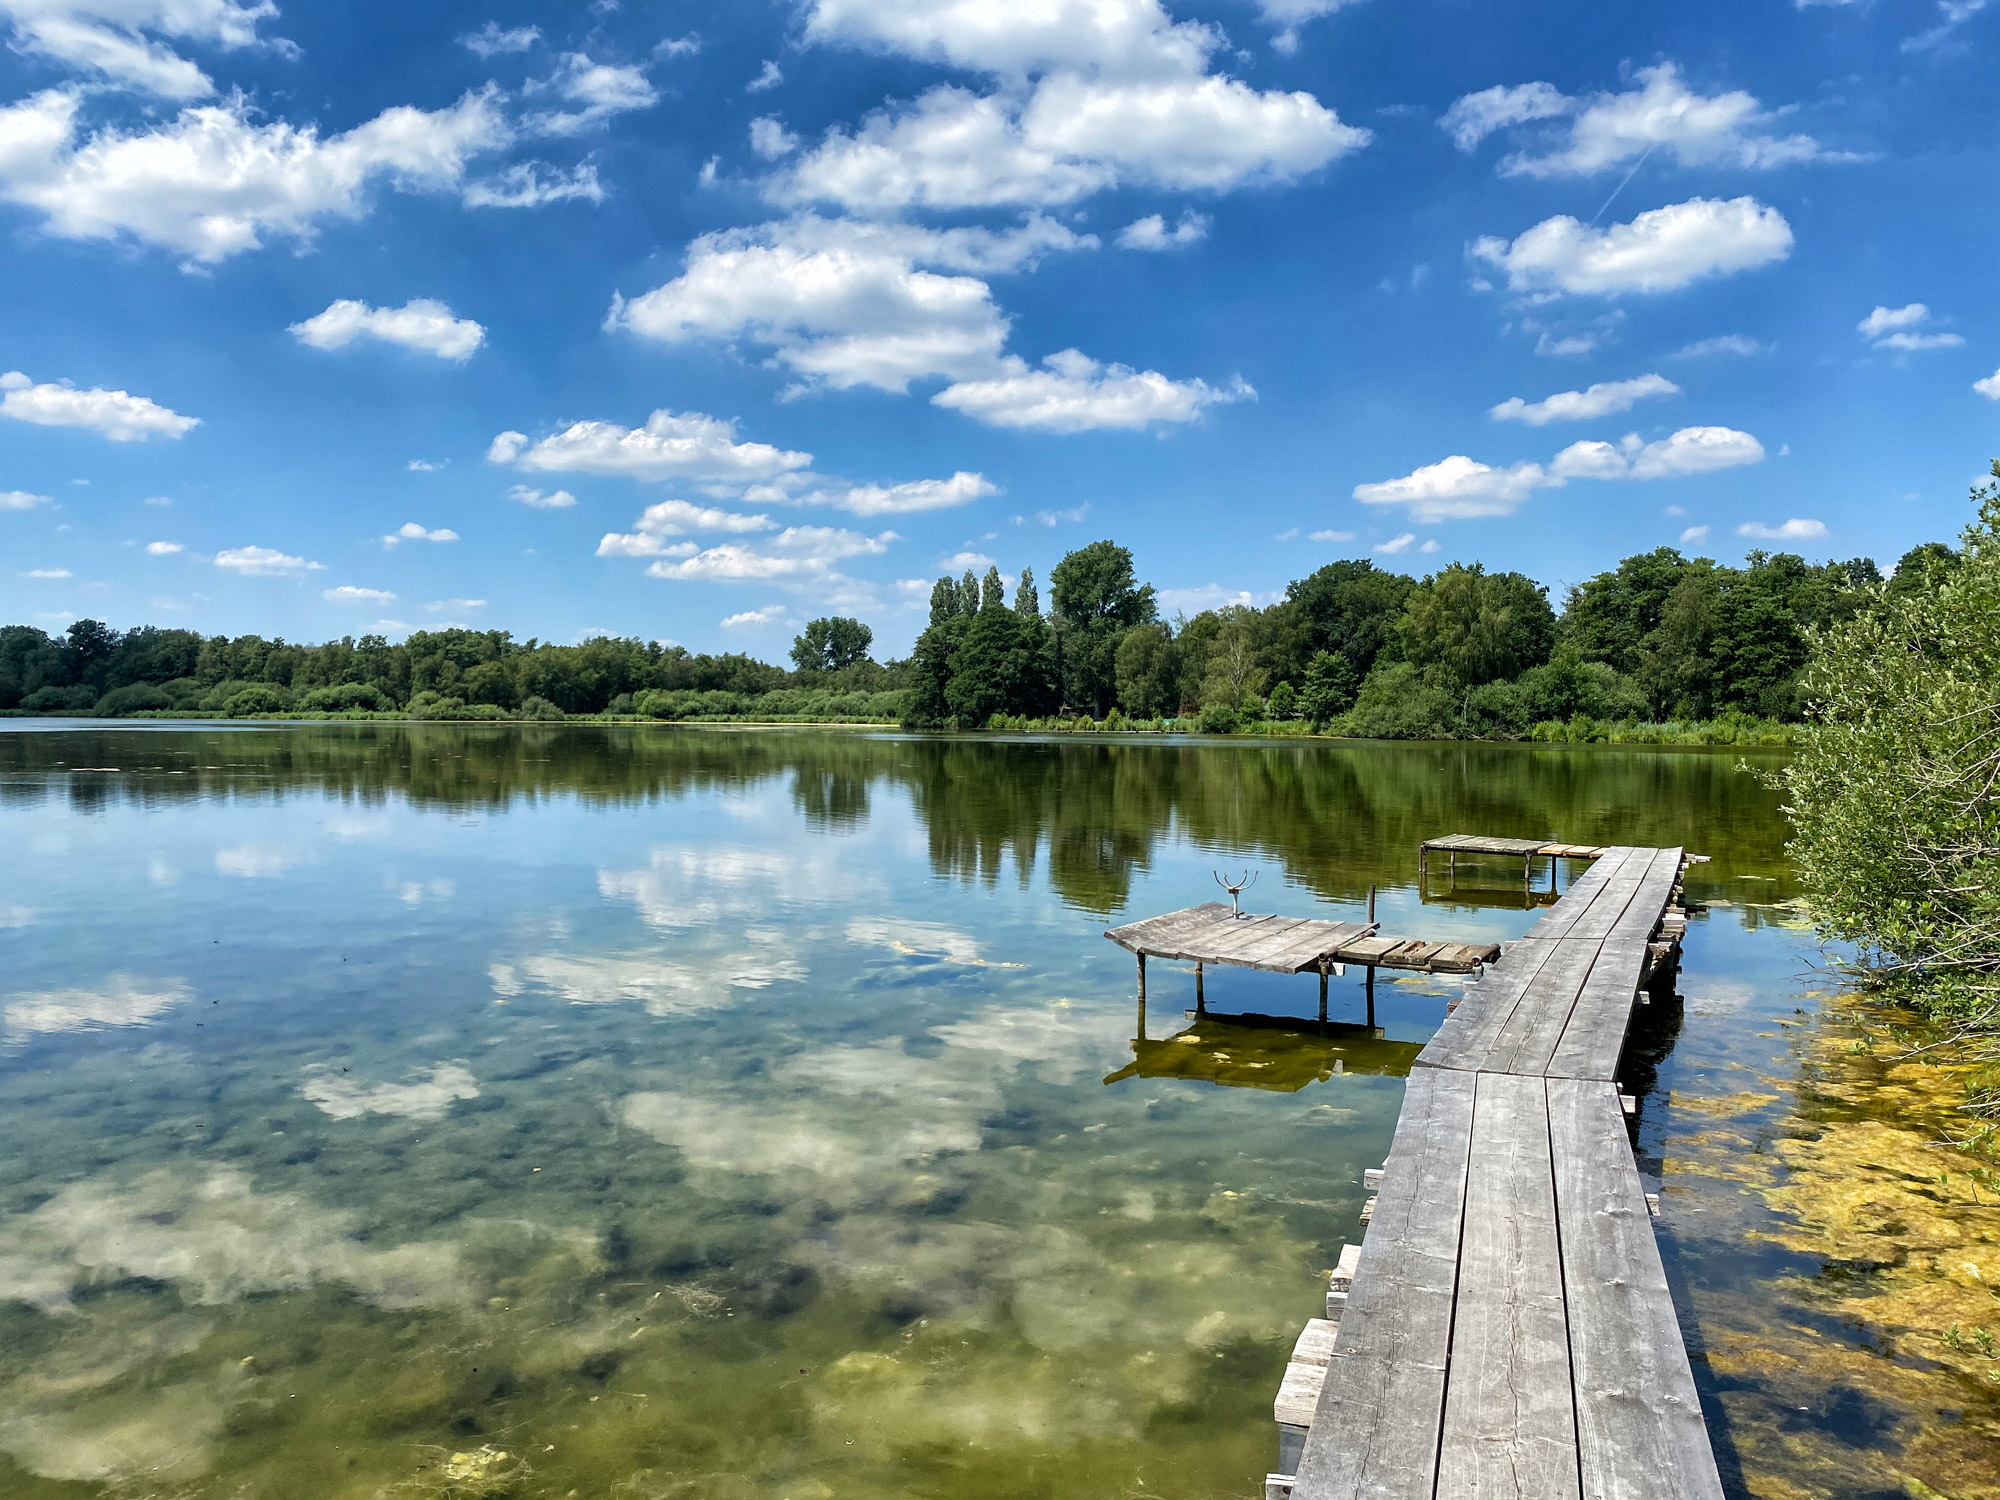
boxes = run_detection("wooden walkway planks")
[1549,1078,1722,1500]
[1436,1073,1579,1500]
[1292,1067,1475,1500]
[1105,905,1499,977]
[1290,842,1720,1500]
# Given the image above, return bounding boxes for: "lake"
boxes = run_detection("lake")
[1,723,1992,1500]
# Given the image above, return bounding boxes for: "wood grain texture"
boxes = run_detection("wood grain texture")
[1436,1074,1581,1500]
[1293,1067,1477,1500]
[1548,1078,1723,1500]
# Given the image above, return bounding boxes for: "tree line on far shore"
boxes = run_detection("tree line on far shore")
[901,536,1958,738]
[0,532,1962,738]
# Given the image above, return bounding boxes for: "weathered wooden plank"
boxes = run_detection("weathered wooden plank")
[1547,849,1683,1080]
[1259,923,1375,973]
[1548,1078,1723,1500]
[1293,1067,1476,1500]
[1478,936,1604,1077]
[1424,835,1550,857]
[1223,916,1335,969]
[1104,902,1233,951]
[1436,1073,1580,1500]
[1524,849,1635,941]
[1417,938,1562,1071]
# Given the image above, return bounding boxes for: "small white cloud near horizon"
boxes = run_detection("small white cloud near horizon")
[1472,197,1792,298]
[325,585,396,605]
[1355,455,1551,522]
[289,299,486,361]
[1375,533,1418,554]
[2,490,52,510]
[382,522,459,546]
[1679,524,1711,545]
[508,485,578,509]
[144,540,182,554]
[1311,528,1357,543]
[791,471,997,516]
[1,371,198,441]
[598,500,776,557]
[215,545,321,576]
[408,458,445,472]
[1737,518,1828,541]
[1491,373,1679,425]
[425,598,487,612]
[1117,211,1210,251]
[1857,303,1964,352]
[721,605,787,628]
[21,568,70,579]
[1551,426,1765,481]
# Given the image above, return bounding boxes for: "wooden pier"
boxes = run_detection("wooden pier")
[1273,845,1721,1500]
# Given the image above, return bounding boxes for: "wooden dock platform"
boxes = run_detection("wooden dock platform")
[1277,845,1722,1500]
[1105,903,1501,979]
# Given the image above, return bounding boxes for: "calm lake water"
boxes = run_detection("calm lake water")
[1,723,1992,1500]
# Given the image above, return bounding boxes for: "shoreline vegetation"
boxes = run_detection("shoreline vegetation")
[2,525,1955,746]
[1784,467,2000,1108]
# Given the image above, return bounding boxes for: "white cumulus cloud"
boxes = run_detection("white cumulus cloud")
[721,605,787,628]
[598,501,776,557]
[144,539,182,553]
[1450,64,1844,177]
[1550,426,1765,480]
[1116,209,1208,249]
[1671,334,1764,359]
[1737,518,1827,540]
[1857,303,1963,351]
[1354,455,1552,522]
[1975,368,2000,400]
[491,408,813,486]
[1490,373,1679,425]
[749,116,800,159]
[460,21,537,57]
[2,490,53,509]
[523,53,658,136]
[288,298,485,360]
[214,544,320,575]
[506,484,577,508]
[0,369,197,440]
[1679,524,1710,544]
[0,85,511,264]
[0,0,285,100]
[1472,196,1792,297]
[790,471,997,515]
[382,522,458,546]
[461,161,604,208]
[643,526,895,581]
[324,585,395,605]
[931,348,1251,432]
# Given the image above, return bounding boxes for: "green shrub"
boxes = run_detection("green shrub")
[92,682,173,716]
[1197,701,1238,734]
[21,685,96,712]
[518,695,564,720]
[298,682,393,713]
[224,684,291,717]
[1336,662,1455,739]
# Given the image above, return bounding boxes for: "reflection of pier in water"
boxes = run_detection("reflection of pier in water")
[1104,1004,1425,1093]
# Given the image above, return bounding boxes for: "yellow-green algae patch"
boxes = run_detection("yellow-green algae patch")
[1672,995,2000,1499]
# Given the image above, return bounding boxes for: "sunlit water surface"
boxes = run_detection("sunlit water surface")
[0,724,1992,1500]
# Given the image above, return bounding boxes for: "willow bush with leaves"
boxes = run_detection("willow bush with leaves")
[1783,466,2000,1025]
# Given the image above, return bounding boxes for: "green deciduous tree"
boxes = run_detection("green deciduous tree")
[1783,465,2000,1031]
[1299,650,1358,727]
[1397,564,1555,686]
[1050,540,1156,716]
[791,616,875,673]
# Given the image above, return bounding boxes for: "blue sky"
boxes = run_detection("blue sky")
[2,0,1997,657]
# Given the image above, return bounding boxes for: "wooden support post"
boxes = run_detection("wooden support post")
[1196,961,1205,1009]
[1136,989,1147,1042]
[1525,852,1533,893]
[1367,883,1377,924]
[1365,965,1376,1030]
[1137,952,1147,1002]
[1318,962,1329,1023]
[1419,847,1427,883]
